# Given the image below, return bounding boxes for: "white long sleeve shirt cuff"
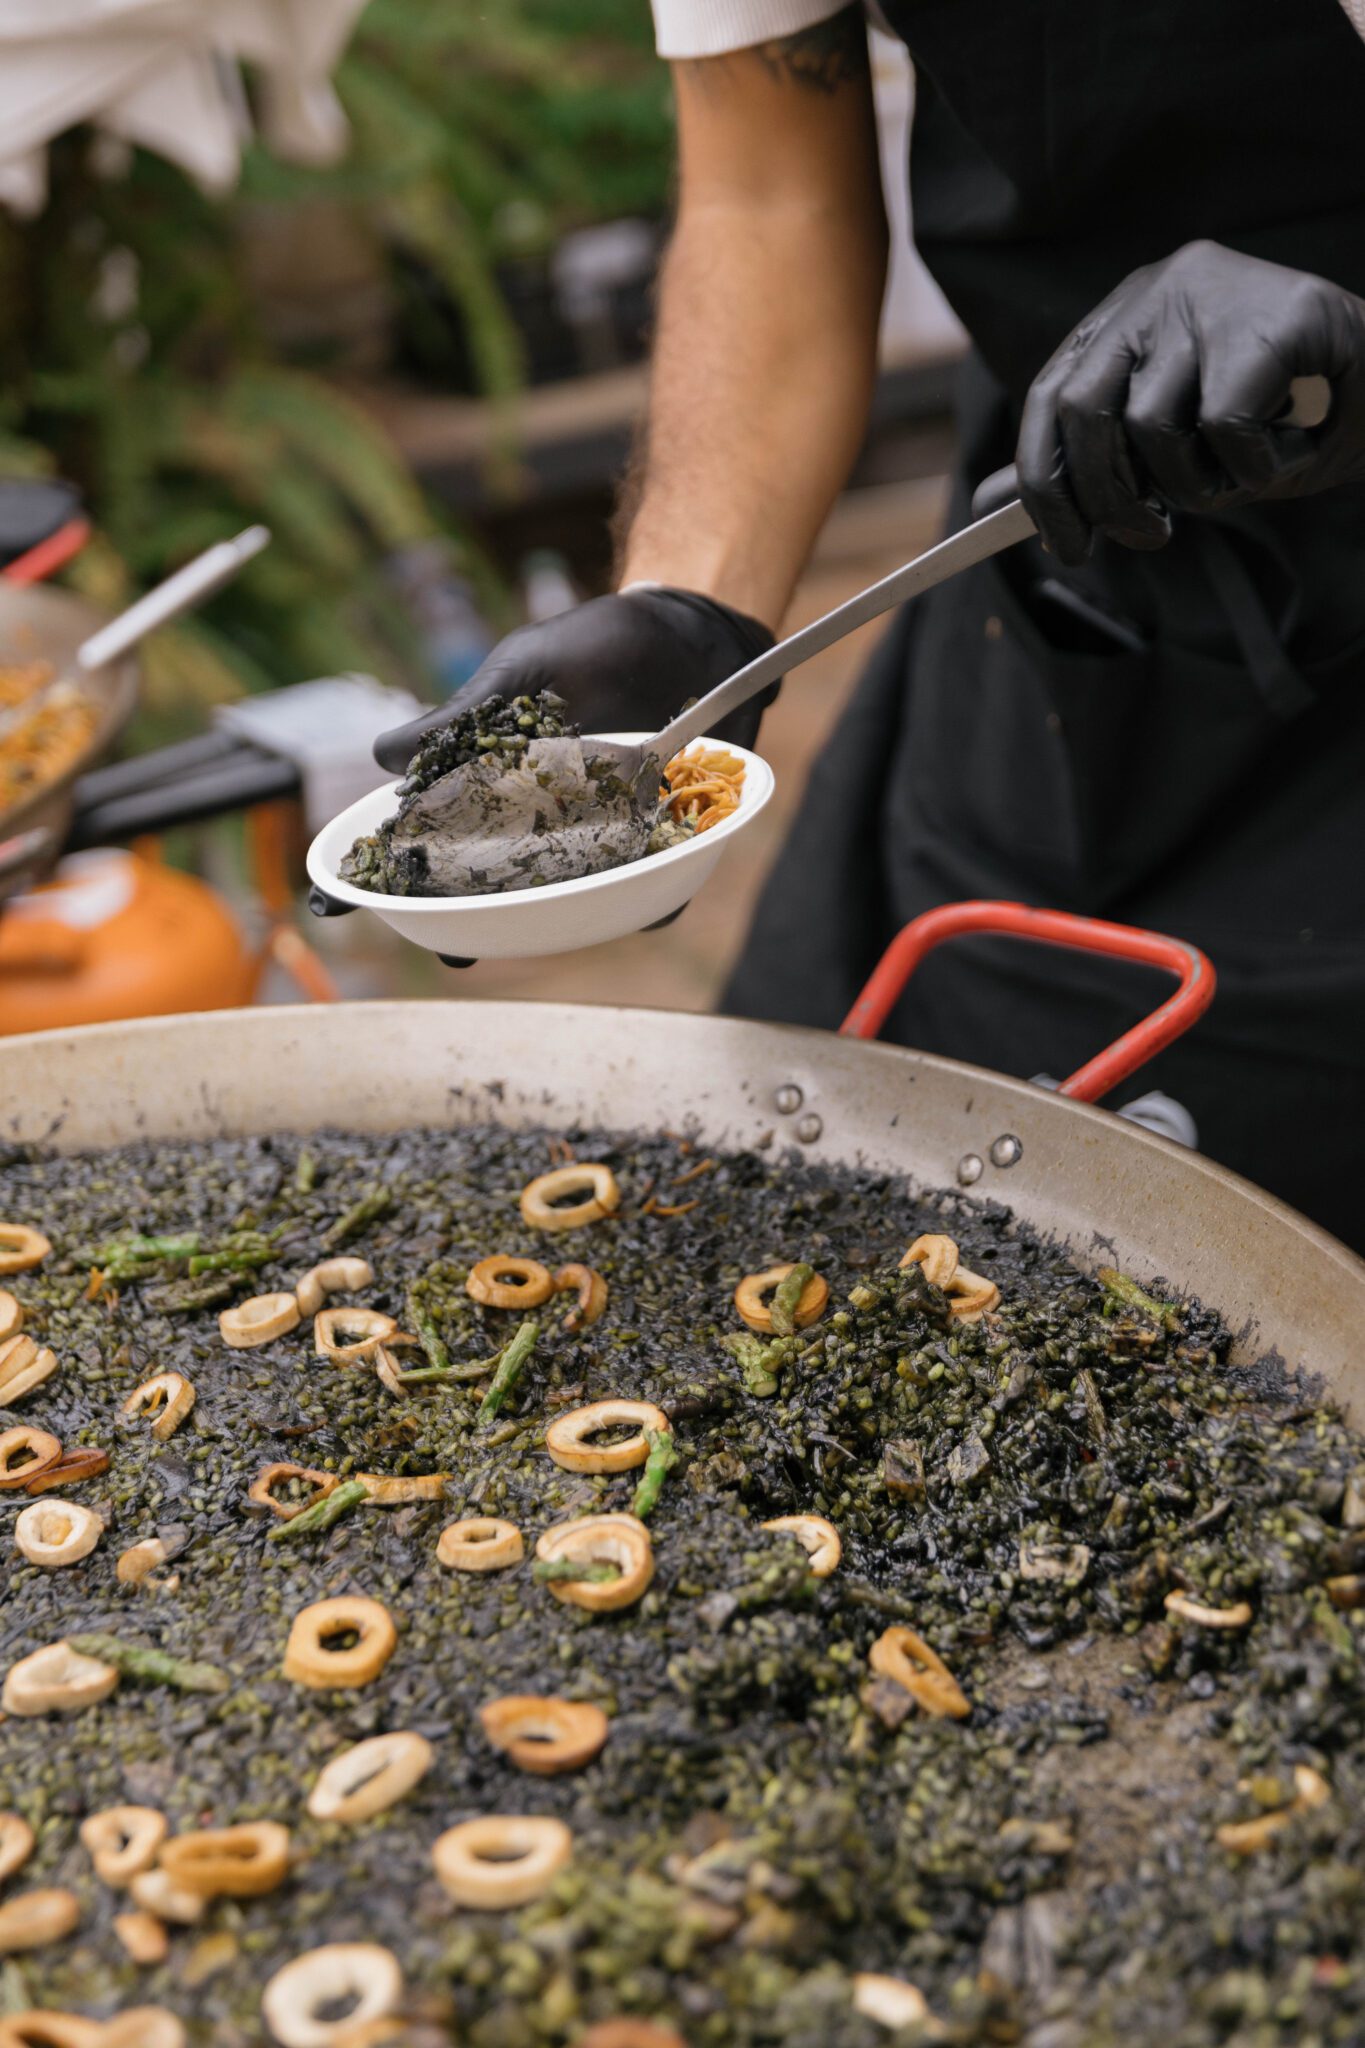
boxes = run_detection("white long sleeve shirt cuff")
[650,0,850,60]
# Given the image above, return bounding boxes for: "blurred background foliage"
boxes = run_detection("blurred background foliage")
[0,0,673,727]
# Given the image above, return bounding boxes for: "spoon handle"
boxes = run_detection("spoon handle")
[646,497,1035,764]
[76,526,271,673]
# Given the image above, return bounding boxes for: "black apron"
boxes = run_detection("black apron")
[725,0,1365,1250]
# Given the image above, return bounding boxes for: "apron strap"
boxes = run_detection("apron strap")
[1198,527,1317,721]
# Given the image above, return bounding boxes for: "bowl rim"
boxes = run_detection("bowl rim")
[306,732,775,915]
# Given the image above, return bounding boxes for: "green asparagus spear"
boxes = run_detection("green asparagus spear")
[76,1233,202,1280]
[531,1557,622,1586]
[396,1357,497,1386]
[405,1282,450,1373]
[268,1478,367,1542]
[632,1427,678,1520]
[187,1231,277,1277]
[143,1273,237,1314]
[1097,1266,1181,1331]
[476,1320,539,1425]
[68,1633,228,1695]
[323,1188,393,1249]
[770,1263,815,1337]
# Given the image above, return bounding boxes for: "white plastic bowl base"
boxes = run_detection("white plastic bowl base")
[307,734,775,959]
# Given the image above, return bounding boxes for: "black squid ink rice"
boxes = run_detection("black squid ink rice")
[2,1119,1364,2046]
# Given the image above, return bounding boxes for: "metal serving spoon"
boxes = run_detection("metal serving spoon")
[384,497,1035,894]
[0,525,271,749]
[385,372,1332,895]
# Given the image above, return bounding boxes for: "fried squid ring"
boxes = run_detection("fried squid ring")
[465,1256,554,1310]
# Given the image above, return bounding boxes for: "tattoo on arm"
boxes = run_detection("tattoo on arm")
[685,7,869,94]
[758,8,868,90]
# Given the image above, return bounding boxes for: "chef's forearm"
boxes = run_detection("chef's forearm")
[617,14,888,629]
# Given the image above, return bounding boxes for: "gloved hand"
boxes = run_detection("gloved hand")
[1016,240,1365,566]
[374,585,778,774]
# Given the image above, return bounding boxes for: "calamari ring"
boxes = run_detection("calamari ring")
[899,1234,960,1290]
[552,1263,609,1330]
[761,1513,842,1578]
[534,1515,654,1614]
[249,1463,337,1521]
[0,1814,35,1886]
[868,1625,970,1720]
[576,2027,690,2048]
[313,1308,398,1364]
[282,1596,397,1690]
[431,1816,572,1909]
[0,2013,100,2047]
[307,1731,433,1824]
[519,1164,620,1234]
[465,1256,554,1310]
[0,1335,58,1405]
[219,1293,300,1349]
[120,1371,195,1441]
[111,1912,169,1965]
[436,1517,524,1573]
[0,1886,80,1954]
[478,1694,610,1775]
[1163,1590,1253,1630]
[160,1821,292,1898]
[79,1805,167,1886]
[0,1225,50,1277]
[0,1428,62,1491]
[733,1264,829,1334]
[261,1943,403,2048]
[2,1641,117,1717]
[545,1399,667,1475]
[945,1266,1001,1321]
[294,1257,373,1319]
[101,2013,185,2048]
[13,1499,102,1569]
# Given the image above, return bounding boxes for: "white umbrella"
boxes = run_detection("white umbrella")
[0,0,369,215]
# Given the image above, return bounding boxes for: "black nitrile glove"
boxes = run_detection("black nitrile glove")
[374,585,778,774]
[1016,240,1365,566]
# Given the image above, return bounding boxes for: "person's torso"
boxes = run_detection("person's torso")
[878,0,1365,402]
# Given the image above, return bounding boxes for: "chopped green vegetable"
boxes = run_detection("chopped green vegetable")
[323,1188,393,1249]
[405,1279,450,1373]
[476,1319,539,1425]
[1098,1265,1181,1331]
[294,1149,317,1193]
[722,1331,780,1398]
[68,1633,228,1695]
[268,1478,367,1542]
[770,1262,815,1337]
[143,1272,237,1314]
[395,1357,494,1386]
[187,1230,277,1276]
[632,1427,678,1519]
[74,1232,201,1281]
[531,1557,622,1586]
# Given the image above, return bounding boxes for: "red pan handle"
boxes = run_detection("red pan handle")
[840,900,1215,1104]
[2,517,92,587]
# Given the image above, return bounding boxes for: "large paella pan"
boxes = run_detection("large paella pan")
[2,967,1364,2047]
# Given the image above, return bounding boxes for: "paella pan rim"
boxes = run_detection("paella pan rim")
[5,998,1362,1418]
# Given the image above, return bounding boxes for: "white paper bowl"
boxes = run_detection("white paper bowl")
[306,734,775,960]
